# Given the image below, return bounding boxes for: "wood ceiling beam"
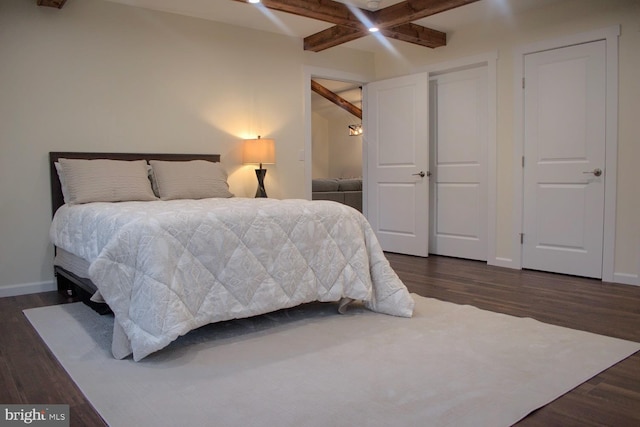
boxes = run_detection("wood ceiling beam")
[231,0,374,28]
[375,0,481,29]
[305,22,445,52]
[311,80,362,119]
[304,26,363,52]
[304,0,478,51]
[235,0,476,52]
[380,23,446,48]
[37,0,67,8]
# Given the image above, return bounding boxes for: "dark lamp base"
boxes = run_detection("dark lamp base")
[254,169,267,198]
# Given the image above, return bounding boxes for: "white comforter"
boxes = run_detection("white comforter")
[50,198,415,361]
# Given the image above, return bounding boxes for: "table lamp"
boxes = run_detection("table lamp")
[243,136,275,198]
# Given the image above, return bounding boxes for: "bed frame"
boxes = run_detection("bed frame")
[49,152,221,309]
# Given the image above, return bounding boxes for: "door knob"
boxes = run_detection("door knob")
[412,171,431,178]
[582,168,603,177]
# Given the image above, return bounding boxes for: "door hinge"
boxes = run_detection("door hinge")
[522,77,525,89]
[522,156,525,168]
[520,233,524,244]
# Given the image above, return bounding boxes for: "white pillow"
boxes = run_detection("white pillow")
[149,160,234,200]
[54,162,71,204]
[58,158,158,205]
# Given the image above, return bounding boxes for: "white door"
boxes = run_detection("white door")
[522,40,606,278]
[429,66,488,261]
[365,73,429,257]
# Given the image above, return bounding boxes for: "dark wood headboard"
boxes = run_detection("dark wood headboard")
[49,152,221,217]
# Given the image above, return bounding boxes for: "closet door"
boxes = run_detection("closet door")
[522,40,606,278]
[429,66,488,261]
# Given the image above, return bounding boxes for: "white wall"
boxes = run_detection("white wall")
[311,88,363,180]
[311,112,330,179]
[0,0,375,292]
[327,113,362,179]
[312,109,362,179]
[373,0,640,282]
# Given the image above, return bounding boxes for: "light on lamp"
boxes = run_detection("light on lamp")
[243,135,275,198]
[349,124,363,136]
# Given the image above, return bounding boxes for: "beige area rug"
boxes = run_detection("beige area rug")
[25,294,639,427]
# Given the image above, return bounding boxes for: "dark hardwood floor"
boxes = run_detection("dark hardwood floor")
[388,254,640,427]
[1,254,639,426]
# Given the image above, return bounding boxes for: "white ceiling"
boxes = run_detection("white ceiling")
[103,0,563,53]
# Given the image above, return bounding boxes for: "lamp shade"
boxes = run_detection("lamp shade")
[243,136,275,165]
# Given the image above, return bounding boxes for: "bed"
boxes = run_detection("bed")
[49,152,415,361]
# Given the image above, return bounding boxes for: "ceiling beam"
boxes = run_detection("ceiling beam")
[380,23,446,48]
[37,0,67,8]
[233,0,373,28]
[233,0,461,52]
[374,0,482,28]
[304,26,363,52]
[311,80,362,119]
[303,0,479,51]
[305,22,445,52]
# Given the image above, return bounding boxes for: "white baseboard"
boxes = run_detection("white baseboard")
[488,257,518,269]
[0,280,56,298]
[486,260,639,287]
[612,272,640,286]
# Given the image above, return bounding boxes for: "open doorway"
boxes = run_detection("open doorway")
[310,79,363,212]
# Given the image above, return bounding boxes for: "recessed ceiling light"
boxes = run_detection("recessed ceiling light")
[369,27,379,32]
[248,0,260,4]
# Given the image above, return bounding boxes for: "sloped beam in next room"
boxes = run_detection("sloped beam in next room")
[311,80,362,119]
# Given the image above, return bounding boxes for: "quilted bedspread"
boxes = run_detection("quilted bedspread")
[50,198,415,361]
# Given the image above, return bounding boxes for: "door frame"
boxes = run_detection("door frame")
[303,66,371,201]
[512,26,620,282]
